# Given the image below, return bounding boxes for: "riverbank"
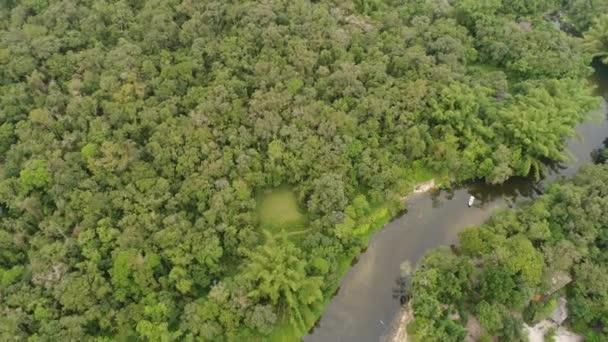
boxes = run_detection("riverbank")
[381,180,438,342]
[304,103,608,342]
[301,63,608,341]
[526,322,583,342]
[263,171,439,342]
[404,179,437,199]
[384,304,413,342]
[304,182,511,341]
[391,299,585,342]
[302,179,439,342]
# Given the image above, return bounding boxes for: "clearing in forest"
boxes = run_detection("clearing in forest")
[258,189,307,234]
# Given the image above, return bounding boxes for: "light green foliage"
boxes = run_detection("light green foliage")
[498,236,544,285]
[240,235,323,329]
[110,249,161,301]
[80,143,99,159]
[0,265,24,287]
[134,303,182,342]
[0,0,603,340]
[523,296,558,323]
[258,189,305,230]
[409,164,608,341]
[311,257,330,275]
[584,14,608,64]
[476,301,504,334]
[19,159,51,192]
[335,194,389,246]
[546,327,557,342]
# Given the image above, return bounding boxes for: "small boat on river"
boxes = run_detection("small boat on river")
[468,196,475,207]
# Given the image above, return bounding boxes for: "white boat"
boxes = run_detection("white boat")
[468,196,475,207]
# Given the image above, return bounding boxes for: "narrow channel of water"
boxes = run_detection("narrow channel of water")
[304,64,608,342]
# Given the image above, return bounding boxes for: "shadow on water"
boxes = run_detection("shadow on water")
[462,59,608,208]
[463,160,577,208]
[431,160,565,211]
[591,59,608,99]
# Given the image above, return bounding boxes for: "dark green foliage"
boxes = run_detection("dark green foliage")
[409,164,608,341]
[500,316,527,342]
[592,138,608,164]
[478,267,517,305]
[564,0,608,32]
[565,1,608,65]
[0,0,602,340]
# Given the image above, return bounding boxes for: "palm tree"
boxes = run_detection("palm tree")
[241,232,323,329]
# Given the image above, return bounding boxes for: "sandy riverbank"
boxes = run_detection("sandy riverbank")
[383,305,412,342]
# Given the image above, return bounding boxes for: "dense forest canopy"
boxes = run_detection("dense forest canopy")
[562,0,608,65]
[408,163,608,341]
[0,0,605,340]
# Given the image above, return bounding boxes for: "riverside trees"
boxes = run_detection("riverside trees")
[0,0,604,340]
[564,0,608,65]
[408,164,608,341]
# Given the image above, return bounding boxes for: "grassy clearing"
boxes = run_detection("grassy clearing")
[258,189,306,231]
[407,161,435,184]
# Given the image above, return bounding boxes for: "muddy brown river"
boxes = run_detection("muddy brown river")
[304,63,608,342]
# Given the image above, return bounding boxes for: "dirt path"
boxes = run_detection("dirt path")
[283,228,312,236]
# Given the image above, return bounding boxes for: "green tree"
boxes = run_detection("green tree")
[240,234,323,328]
[19,159,51,193]
[584,14,608,64]
[476,301,504,334]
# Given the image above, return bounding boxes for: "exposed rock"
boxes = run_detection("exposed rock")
[526,298,582,342]
[546,271,572,296]
[525,320,557,342]
[518,21,533,31]
[31,262,68,288]
[448,311,461,321]
[525,321,583,342]
[413,179,435,194]
[401,179,436,202]
[465,315,482,342]
[383,304,412,342]
[550,297,568,325]
[554,327,584,342]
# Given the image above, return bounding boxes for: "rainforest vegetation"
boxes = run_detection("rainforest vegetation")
[0,0,606,341]
[407,162,608,341]
[570,0,608,64]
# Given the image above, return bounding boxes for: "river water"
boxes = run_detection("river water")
[304,64,608,342]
